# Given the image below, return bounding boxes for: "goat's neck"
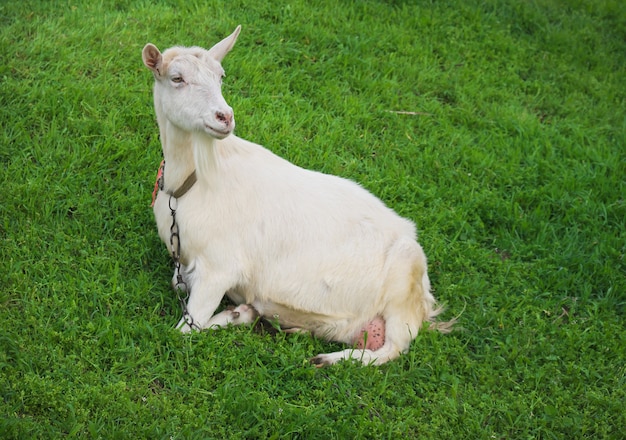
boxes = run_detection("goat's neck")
[191,132,220,186]
[159,120,202,194]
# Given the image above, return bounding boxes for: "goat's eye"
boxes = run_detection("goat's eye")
[171,76,184,84]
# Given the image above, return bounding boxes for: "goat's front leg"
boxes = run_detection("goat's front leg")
[204,304,259,329]
[175,269,257,333]
[171,264,189,293]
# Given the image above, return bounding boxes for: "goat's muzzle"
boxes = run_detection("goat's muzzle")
[216,111,234,127]
[205,110,235,138]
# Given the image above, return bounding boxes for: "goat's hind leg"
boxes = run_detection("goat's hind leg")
[311,241,432,366]
[310,315,415,366]
[311,288,433,366]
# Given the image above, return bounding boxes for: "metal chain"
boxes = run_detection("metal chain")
[168,194,198,331]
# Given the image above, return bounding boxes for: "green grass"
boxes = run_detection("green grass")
[1,0,625,438]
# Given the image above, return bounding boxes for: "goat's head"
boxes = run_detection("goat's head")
[142,26,241,140]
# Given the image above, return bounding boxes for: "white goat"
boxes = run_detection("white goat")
[142,26,452,366]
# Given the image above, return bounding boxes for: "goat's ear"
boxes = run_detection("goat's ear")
[142,43,163,75]
[207,25,241,62]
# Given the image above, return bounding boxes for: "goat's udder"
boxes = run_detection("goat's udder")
[355,316,386,351]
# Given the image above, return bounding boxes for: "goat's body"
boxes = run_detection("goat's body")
[144,26,450,365]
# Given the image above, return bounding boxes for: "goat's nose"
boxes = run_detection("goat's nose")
[216,111,233,127]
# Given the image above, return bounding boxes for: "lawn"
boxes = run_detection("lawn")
[1,0,625,438]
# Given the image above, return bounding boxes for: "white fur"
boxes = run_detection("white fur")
[142,26,450,366]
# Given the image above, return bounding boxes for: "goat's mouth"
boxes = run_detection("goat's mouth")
[204,123,233,139]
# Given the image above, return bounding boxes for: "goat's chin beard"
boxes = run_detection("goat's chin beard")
[192,133,220,181]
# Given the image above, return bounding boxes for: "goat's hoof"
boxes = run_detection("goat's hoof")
[176,320,193,333]
[230,304,258,324]
[283,327,308,334]
[310,355,330,368]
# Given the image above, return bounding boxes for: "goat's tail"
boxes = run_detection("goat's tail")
[426,302,461,333]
